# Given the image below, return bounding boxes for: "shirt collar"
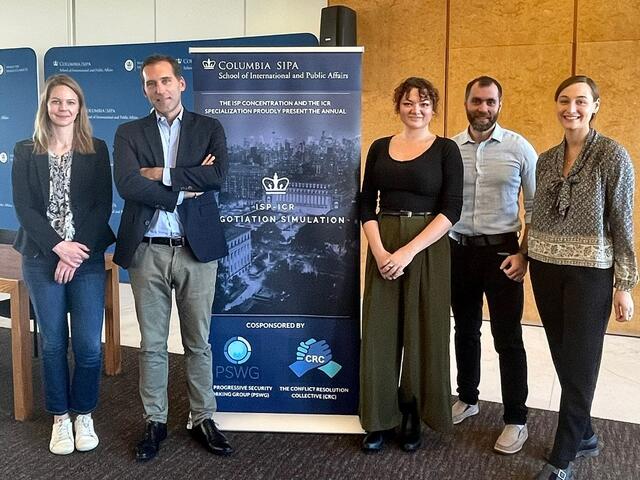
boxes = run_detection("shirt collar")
[460,122,505,144]
[155,107,184,125]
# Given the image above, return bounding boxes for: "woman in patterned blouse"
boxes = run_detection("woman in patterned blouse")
[528,75,637,480]
[12,75,115,455]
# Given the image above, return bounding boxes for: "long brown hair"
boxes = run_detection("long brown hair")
[33,74,94,154]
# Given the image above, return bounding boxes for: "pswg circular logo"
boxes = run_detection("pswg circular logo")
[0,64,4,76]
[124,59,134,71]
[224,336,252,364]
[0,152,7,163]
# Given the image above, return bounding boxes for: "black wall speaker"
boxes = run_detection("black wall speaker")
[319,6,357,46]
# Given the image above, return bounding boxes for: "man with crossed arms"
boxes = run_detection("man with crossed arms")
[114,54,232,461]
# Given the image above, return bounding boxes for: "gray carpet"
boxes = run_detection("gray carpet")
[1,329,639,480]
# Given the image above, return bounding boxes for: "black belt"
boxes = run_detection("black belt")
[142,236,187,247]
[451,232,516,247]
[380,209,433,218]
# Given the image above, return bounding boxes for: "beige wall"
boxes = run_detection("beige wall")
[332,0,640,335]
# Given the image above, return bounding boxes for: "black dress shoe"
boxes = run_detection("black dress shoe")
[362,429,394,451]
[135,421,167,462]
[400,401,422,452]
[190,418,234,456]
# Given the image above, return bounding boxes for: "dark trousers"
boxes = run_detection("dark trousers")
[450,235,528,425]
[530,259,613,469]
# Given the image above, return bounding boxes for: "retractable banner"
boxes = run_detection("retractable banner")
[191,47,362,417]
[0,48,38,229]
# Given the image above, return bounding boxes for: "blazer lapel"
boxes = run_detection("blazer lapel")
[176,110,194,166]
[33,152,51,203]
[142,113,165,167]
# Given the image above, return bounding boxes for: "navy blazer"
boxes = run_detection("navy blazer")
[113,110,229,268]
[11,138,116,258]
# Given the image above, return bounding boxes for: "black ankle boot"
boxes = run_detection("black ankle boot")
[362,429,394,451]
[400,400,422,452]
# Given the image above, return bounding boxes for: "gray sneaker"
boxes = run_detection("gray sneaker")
[494,424,528,454]
[452,399,479,425]
[534,462,573,480]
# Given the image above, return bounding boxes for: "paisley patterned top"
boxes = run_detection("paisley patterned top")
[528,129,637,291]
[47,150,75,241]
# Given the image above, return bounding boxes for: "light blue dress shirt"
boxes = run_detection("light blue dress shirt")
[145,109,186,238]
[450,123,537,236]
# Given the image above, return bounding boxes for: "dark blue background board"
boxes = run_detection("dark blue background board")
[0,48,38,230]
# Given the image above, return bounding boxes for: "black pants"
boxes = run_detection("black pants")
[450,236,528,425]
[530,259,613,469]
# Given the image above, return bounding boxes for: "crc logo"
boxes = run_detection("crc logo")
[289,338,342,378]
[202,58,216,70]
[0,152,7,164]
[224,336,252,364]
[262,173,289,195]
[124,59,135,71]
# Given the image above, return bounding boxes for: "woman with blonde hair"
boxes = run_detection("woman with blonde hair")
[12,74,115,454]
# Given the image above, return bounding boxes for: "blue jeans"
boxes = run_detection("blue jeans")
[22,254,106,415]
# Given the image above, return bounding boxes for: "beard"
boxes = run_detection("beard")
[467,110,498,132]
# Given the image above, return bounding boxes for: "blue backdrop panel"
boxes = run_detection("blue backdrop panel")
[43,34,317,237]
[192,48,362,414]
[0,48,38,230]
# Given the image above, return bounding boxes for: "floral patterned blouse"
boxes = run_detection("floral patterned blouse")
[47,150,75,241]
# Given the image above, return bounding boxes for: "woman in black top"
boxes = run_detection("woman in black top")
[359,77,463,451]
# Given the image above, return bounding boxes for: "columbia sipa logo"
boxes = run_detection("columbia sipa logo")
[202,58,216,70]
[262,173,289,195]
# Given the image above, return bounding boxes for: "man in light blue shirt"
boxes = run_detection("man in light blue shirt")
[449,76,537,455]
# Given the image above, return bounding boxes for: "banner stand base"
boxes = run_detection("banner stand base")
[214,412,363,434]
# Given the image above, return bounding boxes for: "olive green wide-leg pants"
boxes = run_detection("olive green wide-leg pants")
[359,214,452,434]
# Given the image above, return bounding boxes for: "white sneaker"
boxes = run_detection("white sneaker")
[74,414,99,452]
[494,424,528,454]
[50,417,74,455]
[452,400,479,425]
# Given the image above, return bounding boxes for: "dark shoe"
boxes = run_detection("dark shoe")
[190,418,234,456]
[545,434,600,462]
[534,462,573,479]
[576,433,600,458]
[400,403,422,452]
[362,429,394,451]
[135,421,167,462]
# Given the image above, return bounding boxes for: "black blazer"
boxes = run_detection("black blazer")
[11,138,116,258]
[113,110,229,268]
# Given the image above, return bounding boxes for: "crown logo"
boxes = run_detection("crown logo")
[262,173,289,195]
[202,58,216,70]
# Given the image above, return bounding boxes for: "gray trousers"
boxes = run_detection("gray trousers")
[128,242,218,425]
